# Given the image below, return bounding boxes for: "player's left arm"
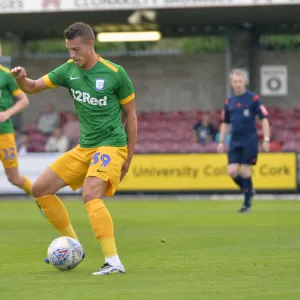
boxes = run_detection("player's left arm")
[122,99,137,157]
[253,95,270,152]
[117,67,137,181]
[0,73,29,122]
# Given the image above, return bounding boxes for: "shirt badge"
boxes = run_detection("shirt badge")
[243,108,250,117]
[95,79,105,90]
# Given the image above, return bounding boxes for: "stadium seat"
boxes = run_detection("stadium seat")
[148,111,166,120]
[134,143,147,153]
[137,111,148,120]
[138,120,149,130]
[23,122,39,133]
[35,145,47,152]
[22,107,300,154]
[29,132,48,144]
[273,129,288,143]
[165,111,186,122]
[182,143,205,153]
[270,120,287,129]
[59,112,68,125]
[204,142,218,152]
[185,110,202,120]
[281,141,296,152]
[270,141,282,152]
[27,146,36,153]
[166,142,182,153]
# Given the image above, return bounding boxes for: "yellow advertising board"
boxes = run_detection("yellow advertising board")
[119,153,297,191]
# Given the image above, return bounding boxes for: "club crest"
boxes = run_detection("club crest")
[243,108,250,117]
[95,79,105,90]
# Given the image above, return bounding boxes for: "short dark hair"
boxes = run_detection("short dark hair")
[64,22,95,41]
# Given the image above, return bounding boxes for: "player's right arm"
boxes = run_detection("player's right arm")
[217,99,231,153]
[10,66,49,94]
[11,62,68,94]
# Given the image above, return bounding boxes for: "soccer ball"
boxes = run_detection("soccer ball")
[47,236,85,271]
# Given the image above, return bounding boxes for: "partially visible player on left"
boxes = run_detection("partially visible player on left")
[0,45,36,199]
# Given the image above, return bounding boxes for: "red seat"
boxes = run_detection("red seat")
[138,120,150,130]
[27,146,36,153]
[35,145,46,152]
[59,112,68,125]
[148,111,166,120]
[181,143,205,153]
[270,141,281,152]
[137,112,149,121]
[270,120,287,129]
[185,110,202,120]
[140,108,300,153]
[273,130,288,143]
[29,132,48,143]
[204,142,218,152]
[281,141,296,151]
[137,131,156,143]
[165,142,182,153]
[23,122,39,133]
[134,143,147,153]
[164,111,186,122]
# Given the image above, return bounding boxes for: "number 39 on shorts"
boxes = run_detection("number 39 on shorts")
[90,152,111,167]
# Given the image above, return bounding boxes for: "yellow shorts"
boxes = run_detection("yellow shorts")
[50,145,128,197]
[0,133,18,168]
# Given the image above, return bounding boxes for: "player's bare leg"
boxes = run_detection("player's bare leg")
[5,166,32,194]
[32,167,78,239]
[4,167,44,213]
[228,163,244,191]
[227,164,240,178]
[82,176,125,275]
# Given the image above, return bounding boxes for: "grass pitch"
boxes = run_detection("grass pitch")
[0,199,299,300]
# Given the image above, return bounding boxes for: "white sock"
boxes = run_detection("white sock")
[105,255,122,266]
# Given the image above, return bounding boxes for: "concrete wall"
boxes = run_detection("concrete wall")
[17,51,300,124]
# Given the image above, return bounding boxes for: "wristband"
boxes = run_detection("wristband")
[264,137,270,142]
